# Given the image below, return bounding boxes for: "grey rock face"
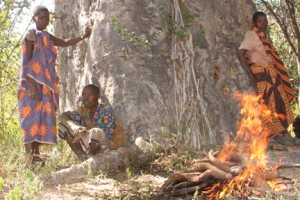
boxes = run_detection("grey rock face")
[55,0,255,148]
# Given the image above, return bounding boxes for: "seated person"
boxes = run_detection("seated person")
[58,84,125,160]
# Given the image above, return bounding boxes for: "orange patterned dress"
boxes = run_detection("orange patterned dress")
[18,30,58,144]
[239,27,294,137]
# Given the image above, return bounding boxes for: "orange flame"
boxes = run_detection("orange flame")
[207,92,283,198]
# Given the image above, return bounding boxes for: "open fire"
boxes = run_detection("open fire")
[159,92,294,199]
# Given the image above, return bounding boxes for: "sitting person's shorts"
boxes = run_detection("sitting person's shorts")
[58,122,109,154]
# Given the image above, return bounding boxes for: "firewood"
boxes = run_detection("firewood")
[171,181,204,192]
[160,173,187,192]
[208,150,231,173]
[191,167,232,183]
[277,164,300,169]
[215,151,244,166]
[230,165,245,176]
[252,175,271,190]
[170,183,208,197]
[263,169,278,180]
[161,161,233,193]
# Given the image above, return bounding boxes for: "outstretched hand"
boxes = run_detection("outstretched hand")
[83,26,92,39]
[29,84,40,101]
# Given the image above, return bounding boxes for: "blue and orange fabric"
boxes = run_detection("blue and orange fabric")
[18,30,58,144]
[253,27,294,102]
[70,104,116,139]
[69,104,126,149]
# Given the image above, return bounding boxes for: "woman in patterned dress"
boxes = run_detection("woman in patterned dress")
[238,11,299,145]
[18,5,91,163]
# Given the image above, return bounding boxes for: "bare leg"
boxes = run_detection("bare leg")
[32,142,40,154]
[88,142,100,155]
[25,142,44,166]
[25,143,33,154]
[25,141,41,154]
[64,135,86,158]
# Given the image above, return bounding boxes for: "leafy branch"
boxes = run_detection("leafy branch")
[111,16,152,49]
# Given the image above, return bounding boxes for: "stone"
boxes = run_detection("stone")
[54,0,255,148]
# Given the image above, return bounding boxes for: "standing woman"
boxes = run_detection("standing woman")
[18,5,92,164]
[238,11,299,145]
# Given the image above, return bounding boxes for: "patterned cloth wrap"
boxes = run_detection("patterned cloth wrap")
[18,29,58,145]
[250,63,294,137]
[253,27,294,102]
[251,27,295,137]
[59,103,126,154]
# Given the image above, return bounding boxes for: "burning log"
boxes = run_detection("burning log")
[158,149,283,198]
[159,93,300,199]
[159,150,245,196]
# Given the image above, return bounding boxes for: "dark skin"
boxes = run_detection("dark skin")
[238,14,268,92]
[24,10,92,155]
[59,87,101,155]
[59,87,100,123]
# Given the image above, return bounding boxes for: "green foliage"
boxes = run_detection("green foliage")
[8,187,21,200]
[192,189,199,199]
[86,163,93,179]
[162,11,188,38]
[193,26,206,47]
[126,167,132,179]
[0,0,32,145]
[23,171,43,198]
[159,0,208,52]
[180,4,197,25]
[111,16,152,48]
[0,177,4,190]
[160,1,198,39]
[0,10,32,200]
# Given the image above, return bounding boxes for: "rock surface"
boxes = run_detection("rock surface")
[46,143,153,185]
[54,0,255,148]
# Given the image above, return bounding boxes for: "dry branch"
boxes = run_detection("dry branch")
[278,164,300,169]
[160,149,245,197]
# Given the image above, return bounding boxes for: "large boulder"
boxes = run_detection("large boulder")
[54,0,255,148]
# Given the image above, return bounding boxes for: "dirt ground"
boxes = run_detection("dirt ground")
[34,144,300,200]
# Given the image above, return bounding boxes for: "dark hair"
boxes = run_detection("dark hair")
[33,5,49,16]
[83,84,100,95]
[252,11,267,23]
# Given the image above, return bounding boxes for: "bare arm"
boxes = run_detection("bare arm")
[59,111,72,123]
[49,26,92,47]
[25,38,40,101]
[238,49,257,91]
[25,38,34,62]
[59,111,88,136]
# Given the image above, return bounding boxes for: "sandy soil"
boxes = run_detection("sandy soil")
[34,145,300,200]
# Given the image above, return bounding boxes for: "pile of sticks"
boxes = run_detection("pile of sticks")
[158,150,283,198]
